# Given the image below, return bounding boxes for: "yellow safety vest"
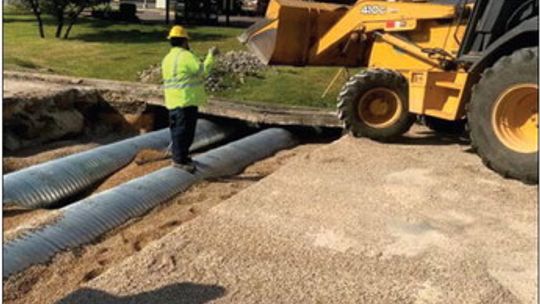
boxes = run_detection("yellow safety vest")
[161,47,215,109]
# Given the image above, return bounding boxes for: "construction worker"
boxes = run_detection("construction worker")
[162,25,219,172]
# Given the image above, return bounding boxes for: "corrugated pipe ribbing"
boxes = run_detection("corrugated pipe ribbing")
[3,119,235,209]
[3,128,297,278]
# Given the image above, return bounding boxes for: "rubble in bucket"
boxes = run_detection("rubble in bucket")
[137,51,267,92]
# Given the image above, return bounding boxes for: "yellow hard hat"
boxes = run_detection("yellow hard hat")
[168,25,189,39]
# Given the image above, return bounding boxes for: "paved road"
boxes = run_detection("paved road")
[59,126,537,304]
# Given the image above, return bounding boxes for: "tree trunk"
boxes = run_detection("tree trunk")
[55,22,64,38]
[63,6,85,39]
[62,21,74,39]
[29,0,45,38]
[36,14,45,38]
[55,6,66,38]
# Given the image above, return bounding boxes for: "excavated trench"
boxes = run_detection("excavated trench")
[3,93,341,304]
[4,89,169,172]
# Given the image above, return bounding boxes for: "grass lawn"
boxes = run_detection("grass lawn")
[4,7,349,108]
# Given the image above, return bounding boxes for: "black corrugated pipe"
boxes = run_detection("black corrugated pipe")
[3,128,297,278]
[3,119,235,209]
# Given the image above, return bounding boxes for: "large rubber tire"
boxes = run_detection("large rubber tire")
[468,47,538,184]
[423,116,467,136]
[337,69,416,141]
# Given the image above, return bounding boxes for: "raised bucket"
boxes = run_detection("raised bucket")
[239,0,362,67]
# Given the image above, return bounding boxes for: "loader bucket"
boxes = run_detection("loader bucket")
[239,0,360,66]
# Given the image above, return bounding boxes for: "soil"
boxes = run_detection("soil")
[3,209,64,243]
[67,126,536,304]
[3,209,52,233]
[3,142,100,174]
[3,144,320,304]
[5,72,341,129]
[93,149,171,193]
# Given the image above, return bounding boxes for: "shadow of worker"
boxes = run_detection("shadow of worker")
[56,282,226,304]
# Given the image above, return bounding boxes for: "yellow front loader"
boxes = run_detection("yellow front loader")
[240,0,539,183]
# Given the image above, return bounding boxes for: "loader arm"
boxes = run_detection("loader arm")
[241,0,460,67]
[313,1,457,58]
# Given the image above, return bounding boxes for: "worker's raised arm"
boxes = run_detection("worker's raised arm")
[179,48,218,79]
[203,47,219,76]
[202,52,215,76]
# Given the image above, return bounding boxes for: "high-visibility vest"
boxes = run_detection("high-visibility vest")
[161,47,215,109]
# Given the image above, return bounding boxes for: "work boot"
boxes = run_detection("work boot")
[171,161,196,173]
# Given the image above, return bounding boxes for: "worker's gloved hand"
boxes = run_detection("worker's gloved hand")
[209,46,220,56]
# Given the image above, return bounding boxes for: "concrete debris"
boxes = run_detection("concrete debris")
[137,63,161,84]
[137,51,267,92]
[206,50,266,92]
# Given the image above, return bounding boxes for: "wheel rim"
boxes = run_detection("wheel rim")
[492,84,538,153]
[357,87,403,129]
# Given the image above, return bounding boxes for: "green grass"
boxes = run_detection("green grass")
[4,8,348,108]
[219,67,351,108]
[4,12,242,80]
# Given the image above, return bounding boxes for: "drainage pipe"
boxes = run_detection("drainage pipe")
[3,119,234,209]
[3,128,297,278]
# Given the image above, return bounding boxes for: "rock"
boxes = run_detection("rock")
[46,110,85,138]
[4,133,22,152]
[69,79,84,85]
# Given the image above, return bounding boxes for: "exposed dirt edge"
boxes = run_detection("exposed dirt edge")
[4,71,341,127]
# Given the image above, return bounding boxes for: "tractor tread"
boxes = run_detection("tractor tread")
[467,47,538,184]
[337,69,415,141]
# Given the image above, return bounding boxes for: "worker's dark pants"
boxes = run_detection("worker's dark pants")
[169,106,198,164]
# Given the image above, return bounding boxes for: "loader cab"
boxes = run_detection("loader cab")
[458,0,539,71]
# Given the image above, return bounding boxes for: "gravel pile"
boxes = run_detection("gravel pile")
[137,51,266,92]
[206,51,266,92]
[137,63,161,84]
